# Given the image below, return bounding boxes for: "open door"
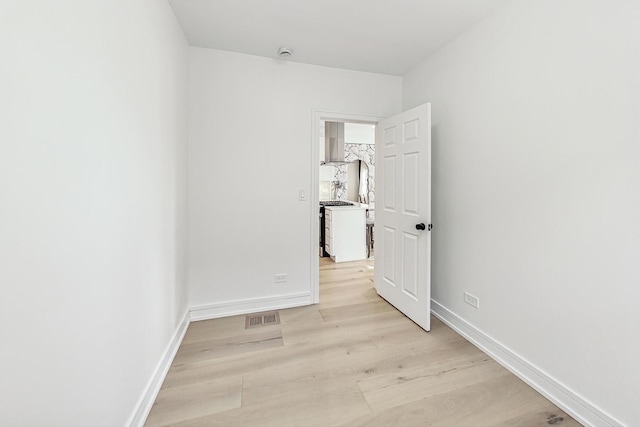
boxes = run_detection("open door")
[374,103,432,331]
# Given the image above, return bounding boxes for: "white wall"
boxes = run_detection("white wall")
[188,48,401,315]
[403,0,640,424]
[0,1,189,425]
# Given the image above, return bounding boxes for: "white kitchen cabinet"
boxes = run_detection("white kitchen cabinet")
[325,207,366,263]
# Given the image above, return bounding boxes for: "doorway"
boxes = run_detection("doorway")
[310,111,385,304]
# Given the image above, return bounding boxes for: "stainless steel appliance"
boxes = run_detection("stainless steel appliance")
[320,201,354,207]
[321,122,349,165]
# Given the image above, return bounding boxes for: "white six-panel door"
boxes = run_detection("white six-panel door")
[374,103,431,331]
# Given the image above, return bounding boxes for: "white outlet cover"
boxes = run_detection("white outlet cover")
[464,292,479,309]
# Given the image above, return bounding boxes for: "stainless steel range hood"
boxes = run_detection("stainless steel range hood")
[321,121,349,165]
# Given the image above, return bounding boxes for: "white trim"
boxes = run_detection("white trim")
[310,109,386,304]
[431,300,622,427]
[127,309,190,427]
[190,292,312,321]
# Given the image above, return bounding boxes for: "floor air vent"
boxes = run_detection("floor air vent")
[245,311,280,329]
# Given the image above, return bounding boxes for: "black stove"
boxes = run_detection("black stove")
[320,201,354,207]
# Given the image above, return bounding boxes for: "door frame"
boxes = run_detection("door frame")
[310,110,386,304]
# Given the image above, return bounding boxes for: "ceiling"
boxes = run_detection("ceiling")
[168,0,507,76]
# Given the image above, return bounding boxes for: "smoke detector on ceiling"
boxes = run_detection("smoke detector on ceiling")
[278,47,293,58]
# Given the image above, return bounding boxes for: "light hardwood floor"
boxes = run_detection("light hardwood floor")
[145,258,581,427]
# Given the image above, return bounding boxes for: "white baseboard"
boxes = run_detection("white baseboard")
[431,300,622,427]
[127,310,190,427]
[190,292,312,322]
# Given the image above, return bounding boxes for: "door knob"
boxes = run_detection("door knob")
[415,223,426,230]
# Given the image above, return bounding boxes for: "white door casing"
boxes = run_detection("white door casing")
[311,111,386,304]
[374,103,432,331]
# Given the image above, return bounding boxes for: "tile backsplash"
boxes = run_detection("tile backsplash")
[333,143,375,206]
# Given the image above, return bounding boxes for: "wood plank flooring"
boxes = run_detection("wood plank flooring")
[145,258,581,427]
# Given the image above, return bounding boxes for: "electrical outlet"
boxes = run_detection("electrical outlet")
[464,292,479,309]
[274,273,287,283]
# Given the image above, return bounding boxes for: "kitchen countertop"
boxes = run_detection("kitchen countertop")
[324,202,369,210]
